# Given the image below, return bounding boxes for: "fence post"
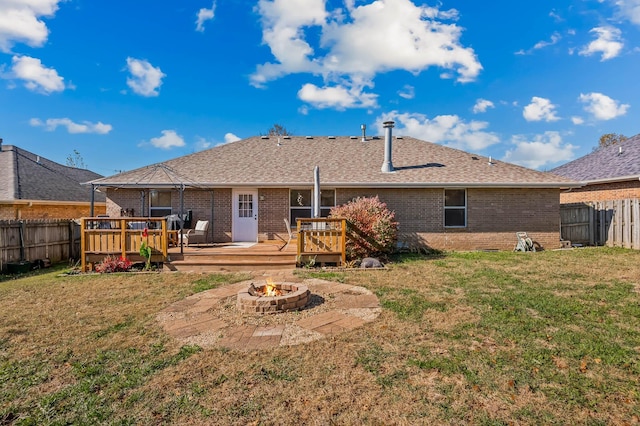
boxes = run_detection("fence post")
[633,199,640,250]
[81,218,87,272]
[341,219,346,266]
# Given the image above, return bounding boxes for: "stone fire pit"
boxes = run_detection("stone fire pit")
[237,281,311,314]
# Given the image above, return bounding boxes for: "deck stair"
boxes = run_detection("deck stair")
[163,242,297,272]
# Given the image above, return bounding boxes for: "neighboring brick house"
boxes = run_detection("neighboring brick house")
[0,142,106,220]
[90,122,578,251]
[551,134,640,204]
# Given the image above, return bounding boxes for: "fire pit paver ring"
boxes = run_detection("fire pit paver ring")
[237,283,311,313]
[157,278,381,351]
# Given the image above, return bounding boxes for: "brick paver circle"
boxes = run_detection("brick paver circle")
[157,278,381,351]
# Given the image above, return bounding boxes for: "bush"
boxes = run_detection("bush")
[330,196,398,260]
[95,256,133,273]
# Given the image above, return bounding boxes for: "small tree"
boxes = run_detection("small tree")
[330,196,398,260]
[596,133,627,150]
[264,123,292,136]
[66,149,87,169]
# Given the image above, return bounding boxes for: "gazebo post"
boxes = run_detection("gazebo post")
[180,184,185,255]
[90,184,95,217]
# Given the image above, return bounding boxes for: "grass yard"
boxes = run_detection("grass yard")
[1,247,639,425]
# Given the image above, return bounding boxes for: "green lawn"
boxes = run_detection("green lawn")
[1,247,639,425]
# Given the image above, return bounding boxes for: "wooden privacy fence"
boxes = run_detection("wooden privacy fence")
[560,198,640,249]
[297,218,346,266]
[81,217,169,272]
[0,219,80,272]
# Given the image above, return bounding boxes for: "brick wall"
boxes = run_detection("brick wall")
[258,188,289,242]
[560,180,640,204]
[106,186,561,250]
[106,188,232,244]
[337,187,561,251]
[0,202,105,220]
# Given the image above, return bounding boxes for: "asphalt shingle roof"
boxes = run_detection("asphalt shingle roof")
[0,144,105,202]
[92,135,578,188]
[550,134,640,182]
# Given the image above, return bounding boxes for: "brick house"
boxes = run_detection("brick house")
[90,122,578,251]
[0,142,106,220]
[550,134,640,204]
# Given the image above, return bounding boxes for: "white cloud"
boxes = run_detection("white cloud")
[0,0,60,52]
[533,32,561,50]
[611,0,640,25]
[503,131,576,170]
[298,82,378,109]
[148,130,185,149]
[194,132,239,150]
[8,55,65,94]
[196,1,216,32]
[30,117,112,134]
[579,92,629,120]
[252,0,481,109]
[571,116,585,125]
[194,137,211,151]
[472,98,494,114]
[398,84,414,99]
[125,57,165,97]
[522,97,560,122]
[377,110,500,151]
[549,10,563,22]
[224,133,241,143]
[515,32,561,55]
[579,26,623,61]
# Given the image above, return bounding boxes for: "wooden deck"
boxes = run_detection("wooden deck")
[79,217,346,273]
[164,241,298,272]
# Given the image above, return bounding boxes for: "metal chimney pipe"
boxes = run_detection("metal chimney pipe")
[361,124,367,142]
[381,121,395,173]
[313,166,320,218]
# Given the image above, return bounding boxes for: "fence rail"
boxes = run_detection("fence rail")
[296,218,346,266]
[560,198,640,249]
[81,217,169,272]
[0,219,79,272]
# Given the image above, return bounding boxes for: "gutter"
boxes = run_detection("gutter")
[0,199,106,206]
[578,174,640,186]
[90,181,582,190]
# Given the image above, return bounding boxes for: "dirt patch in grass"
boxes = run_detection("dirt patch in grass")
[1,247,640,424]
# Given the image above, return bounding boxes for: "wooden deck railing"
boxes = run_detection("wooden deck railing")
[80,217,169,272]
[296,218,346,266]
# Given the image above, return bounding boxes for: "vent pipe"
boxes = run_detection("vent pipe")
[361,124,367,142]
[381,121,395,173]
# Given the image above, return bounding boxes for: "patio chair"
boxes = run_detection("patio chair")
[279,218,293,251]
[179,220,209,246]
[514,232,536,252]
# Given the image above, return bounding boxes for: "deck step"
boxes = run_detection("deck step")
[164,259,297,272]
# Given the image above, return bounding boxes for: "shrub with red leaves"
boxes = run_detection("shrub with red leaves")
[330,196,398,260]
[95,256,133,273]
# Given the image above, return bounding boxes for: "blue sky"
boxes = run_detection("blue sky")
[1,0,638,176]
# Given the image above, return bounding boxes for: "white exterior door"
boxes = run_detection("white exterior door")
[232,189,258,242]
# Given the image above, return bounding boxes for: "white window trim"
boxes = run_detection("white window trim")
[444,188,467,228]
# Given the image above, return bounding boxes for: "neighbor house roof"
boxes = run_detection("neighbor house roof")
[550,134,640,184]
[0,144,105,202]
[92,135,578,189]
